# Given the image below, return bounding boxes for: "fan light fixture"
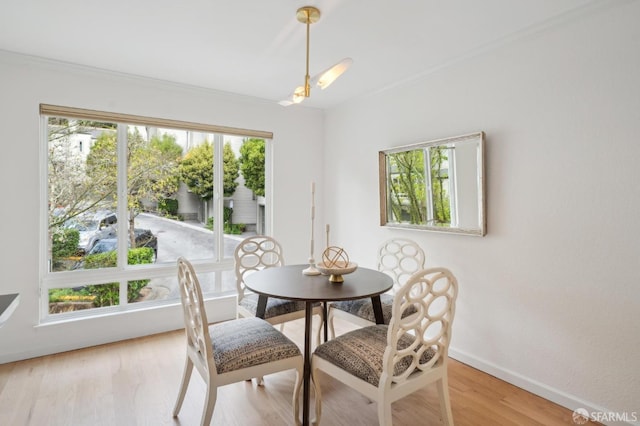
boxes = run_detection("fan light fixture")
[279,6,352,106]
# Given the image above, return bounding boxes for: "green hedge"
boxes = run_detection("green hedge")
[158,198,179,216]
[84,247,154,306]
[205,207,246,234]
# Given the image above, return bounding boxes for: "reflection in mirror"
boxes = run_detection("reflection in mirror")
[379,132,485,236]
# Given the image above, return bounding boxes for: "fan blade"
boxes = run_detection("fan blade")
[278,86,306,107]
[311,58,353,90]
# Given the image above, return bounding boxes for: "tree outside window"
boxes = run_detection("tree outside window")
[387,146,451,226]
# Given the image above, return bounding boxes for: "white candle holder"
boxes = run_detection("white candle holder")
[303,258,320,275]
[303,181,321,275]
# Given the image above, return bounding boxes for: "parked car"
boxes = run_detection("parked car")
[93,229,157,256]
[93,229,157,254]
[132,228,158,257]
[64,210,117,254]
[73,230,158,270]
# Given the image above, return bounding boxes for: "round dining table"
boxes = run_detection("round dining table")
[244,264,393,426]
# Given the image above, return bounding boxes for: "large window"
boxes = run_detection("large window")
[41,105,271,322]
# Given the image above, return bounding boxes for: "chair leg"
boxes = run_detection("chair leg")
[201,381,217,426]
[436,376,454,425]
[327,308,336,340]
[245,376,265,385]
[376,400,392,426]
[173,356,194,417]
[292,362,304,426]
[314,313,323,348]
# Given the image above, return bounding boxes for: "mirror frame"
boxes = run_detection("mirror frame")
[379,131,486,236]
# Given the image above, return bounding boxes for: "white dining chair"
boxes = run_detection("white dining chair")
[327,238,426,338]
[312,267,458,426]
[173,257,304,426]
[235,235,324,346]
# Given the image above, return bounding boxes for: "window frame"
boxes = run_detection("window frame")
[39,104,273,323]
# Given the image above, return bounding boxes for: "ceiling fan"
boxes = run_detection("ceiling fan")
[279,6,353,106]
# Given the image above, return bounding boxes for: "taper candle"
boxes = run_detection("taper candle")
[310,182,315,255]
[326,224,330,248]
[303,181,320,275]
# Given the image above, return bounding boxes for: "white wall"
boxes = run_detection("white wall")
[324,1,639,423]
[0,51,325,362]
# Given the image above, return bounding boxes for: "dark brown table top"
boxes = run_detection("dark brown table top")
[244,264,393,302]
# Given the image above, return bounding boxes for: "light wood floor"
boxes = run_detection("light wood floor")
[0,317,600,426]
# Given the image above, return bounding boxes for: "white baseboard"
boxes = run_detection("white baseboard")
[448,347,636,426]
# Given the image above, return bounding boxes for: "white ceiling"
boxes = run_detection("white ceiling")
[1,0,597,109]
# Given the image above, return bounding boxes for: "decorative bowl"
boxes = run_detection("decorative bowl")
[315,262,358,283]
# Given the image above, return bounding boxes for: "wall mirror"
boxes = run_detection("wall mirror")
[379,131,486,236]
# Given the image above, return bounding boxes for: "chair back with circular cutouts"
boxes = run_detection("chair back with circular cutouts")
[177,257,216,377]
[377,238,426,294]
[382,267,458,386]
[234,235,285,301]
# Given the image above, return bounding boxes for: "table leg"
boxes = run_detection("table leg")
[371,295,385,324]
[256,295,267,319]
[323,302,328,342]
[302,301,312,426]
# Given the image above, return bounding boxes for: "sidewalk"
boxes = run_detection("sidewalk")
[182,218,256,241]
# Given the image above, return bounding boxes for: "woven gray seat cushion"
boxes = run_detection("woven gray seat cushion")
[330,294,417,324]
[314,325,435,387]
[210,317,301,374]
[240,293,318,319]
